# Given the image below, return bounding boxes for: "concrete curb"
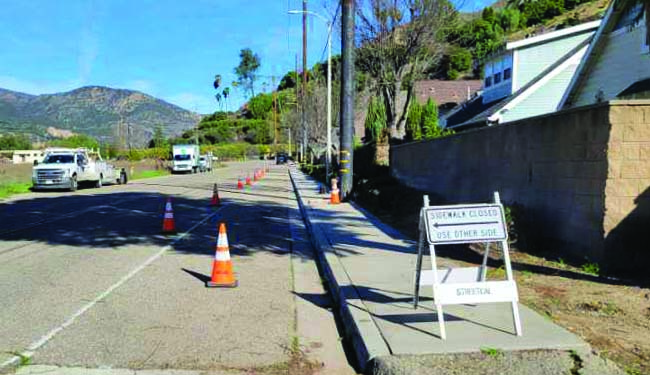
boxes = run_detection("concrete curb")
[288,166,391,373]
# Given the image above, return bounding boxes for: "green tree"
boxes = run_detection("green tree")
[49,134,99,149]
[364,96,388,143]
[447,47,473,79]
[234,48,261,98]
[149,125,167,148]
[497,8,523,32]
[421,98,454,140]
[405,101,423,142]
[422,98,439,139]
[222,87,231,111]
[0,134,31,150]
[278,71,299,91]
[356,0,459,138]
[215,93,222,110]
[247,93,273,120]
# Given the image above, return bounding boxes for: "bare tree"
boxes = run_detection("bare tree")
[356,0,459,138]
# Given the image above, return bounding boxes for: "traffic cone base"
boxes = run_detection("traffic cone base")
[162,198,176,233]
[210,183,221,206]
[206,223,238,288]
[330,188,341,204]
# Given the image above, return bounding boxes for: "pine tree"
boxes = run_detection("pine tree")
[364,96,387,143]
[421,98,439,140]
[405,101,423,141]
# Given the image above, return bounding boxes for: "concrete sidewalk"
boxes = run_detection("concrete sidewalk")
[289,165,623,375]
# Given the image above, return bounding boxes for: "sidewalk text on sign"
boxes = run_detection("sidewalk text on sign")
[423,204,507,245]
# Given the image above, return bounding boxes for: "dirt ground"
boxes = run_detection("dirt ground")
[0,162,32,183]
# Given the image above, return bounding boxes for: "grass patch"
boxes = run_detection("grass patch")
[480,347,503,358]
[6,352,31,367]
[581,262,600,276]
[0,182,32,199]
[131,169,169,180]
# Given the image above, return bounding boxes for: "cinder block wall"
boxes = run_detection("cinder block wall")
[603,101,650,271]
[391,101,650,271]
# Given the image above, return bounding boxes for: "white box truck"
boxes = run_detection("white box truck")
[172,144,200,174]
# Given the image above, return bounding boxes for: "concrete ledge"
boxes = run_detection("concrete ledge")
[288,167,391,372]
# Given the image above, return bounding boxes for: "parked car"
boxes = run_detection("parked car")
[276,152,288,164]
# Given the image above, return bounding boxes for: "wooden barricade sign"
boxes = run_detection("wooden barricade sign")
[413,192,522,340]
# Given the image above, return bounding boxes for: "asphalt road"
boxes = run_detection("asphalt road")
[0,161,352,374]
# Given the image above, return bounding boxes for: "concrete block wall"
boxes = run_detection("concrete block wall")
[391,101,650,271]
[603,101,650,270]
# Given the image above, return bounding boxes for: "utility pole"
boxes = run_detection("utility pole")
[293,54,299,158]
[302,0,308,163]
[339,0,355,200]
[273,76,278,147]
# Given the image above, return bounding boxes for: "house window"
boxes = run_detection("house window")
[485,76,492,87]
[494,72,502,84]
[503,68,512,80]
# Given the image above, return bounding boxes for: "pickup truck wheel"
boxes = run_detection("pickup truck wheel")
[95,175,103,188]
[70,175,78,192]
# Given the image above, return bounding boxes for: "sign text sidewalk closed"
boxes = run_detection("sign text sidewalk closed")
[423,204,507,245]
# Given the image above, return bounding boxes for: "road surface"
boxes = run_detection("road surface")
[0,161,354,375]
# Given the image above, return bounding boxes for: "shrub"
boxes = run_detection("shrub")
[405,101,423,142]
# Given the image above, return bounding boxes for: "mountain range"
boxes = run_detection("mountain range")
[0,86,202,146]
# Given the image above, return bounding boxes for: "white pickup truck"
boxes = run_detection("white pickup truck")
[32,148,127,191]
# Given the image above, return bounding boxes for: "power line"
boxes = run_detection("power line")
[318,2,341,64]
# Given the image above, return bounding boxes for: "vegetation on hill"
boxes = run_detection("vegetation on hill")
[0,86,201,147]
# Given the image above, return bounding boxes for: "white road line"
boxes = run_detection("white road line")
[0,203,227,370]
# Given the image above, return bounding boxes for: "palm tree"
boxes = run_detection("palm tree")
[215,93,222,110]
[222,87,230,112]
[213,75,222,89]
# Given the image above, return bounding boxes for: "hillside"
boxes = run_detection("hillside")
[0,86,201,146]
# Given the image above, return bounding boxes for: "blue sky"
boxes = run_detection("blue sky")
[0,0,492,114]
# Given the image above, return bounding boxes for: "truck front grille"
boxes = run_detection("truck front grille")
[36,169,65,184]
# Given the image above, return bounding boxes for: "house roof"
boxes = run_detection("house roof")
[414,80,482,107]
[444,94,506,128]
[618,78,650,99]
[447,35,594,130]
[560,0,650,109]
[506,20,602,50]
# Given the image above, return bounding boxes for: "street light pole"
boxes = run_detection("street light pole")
[288,9,333,180]
[326,20,332,181]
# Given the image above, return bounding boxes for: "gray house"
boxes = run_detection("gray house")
[561,0,650,107]
[442,20,602,129]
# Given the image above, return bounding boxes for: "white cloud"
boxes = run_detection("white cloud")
[165,92,216,114]
[77,1,101,85]
[0,76,81,95]
[123,80,156,94]
[78,28,98,85]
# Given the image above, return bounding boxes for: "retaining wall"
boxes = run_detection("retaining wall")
[390,100,650,272]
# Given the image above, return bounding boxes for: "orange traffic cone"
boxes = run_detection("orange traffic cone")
[245,174,252,186]
[330,187,341,204]
[253,169,259,181]
[237,178,244,190]
[210,183,220,206]
[162,197,176,233]
[207,223,238,288]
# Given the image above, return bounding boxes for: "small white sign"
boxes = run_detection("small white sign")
[434,281,518,305]
[423,204,507,245]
